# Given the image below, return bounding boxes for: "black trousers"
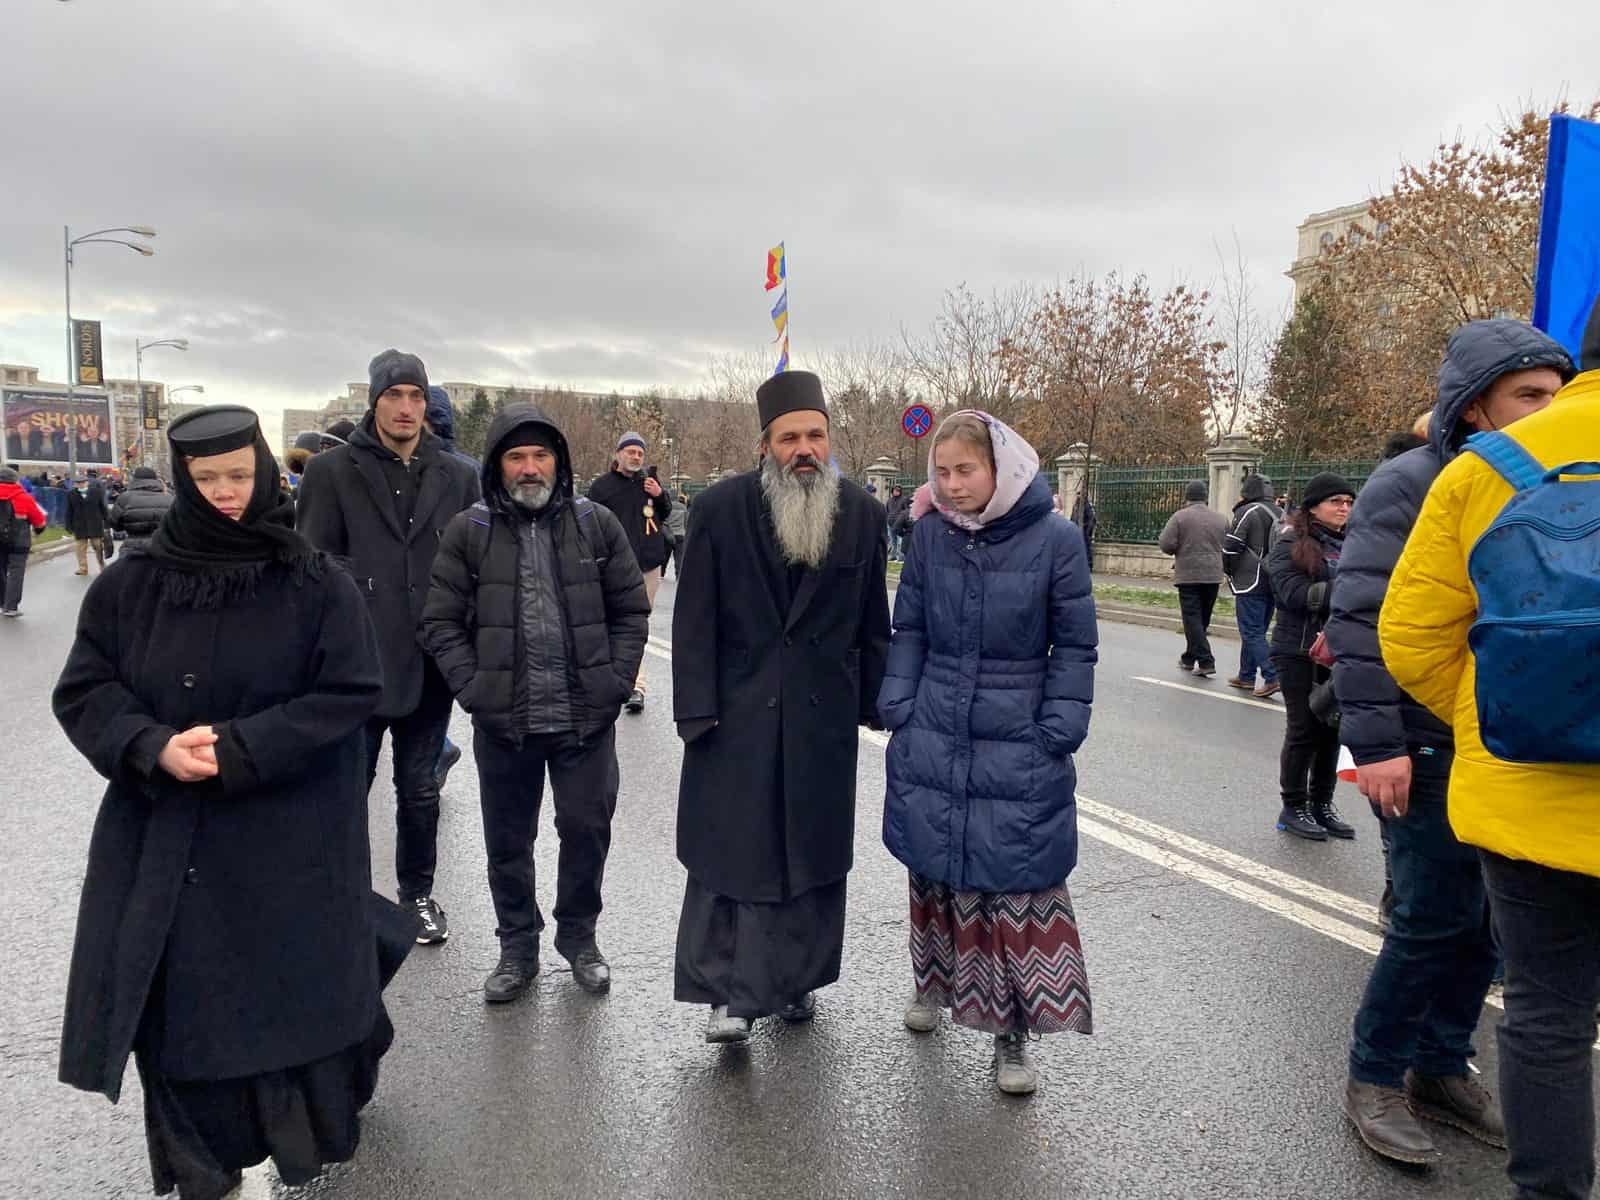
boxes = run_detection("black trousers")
[1176,583,1219,669]
[1272,653,1339,807]
[365,665,454,903]
[474,724,619,961]
[3,549,27,611]
[1481,851,1600,1200]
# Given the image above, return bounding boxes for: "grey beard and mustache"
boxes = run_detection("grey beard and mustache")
[760,453,839,570]
[508,476,553,512]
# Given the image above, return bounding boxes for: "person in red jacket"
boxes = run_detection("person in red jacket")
[0,466,48,616]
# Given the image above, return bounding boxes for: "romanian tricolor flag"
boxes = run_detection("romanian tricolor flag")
[765,242,786,292]
[770,289,789,339]
[775,335,790,375]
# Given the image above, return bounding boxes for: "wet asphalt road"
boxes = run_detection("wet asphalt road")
[0,551,1558,1199]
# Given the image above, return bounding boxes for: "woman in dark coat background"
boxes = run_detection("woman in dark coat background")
[879,411,1098,1097]
[53,405,405,1200]
[1266,471,1356,844]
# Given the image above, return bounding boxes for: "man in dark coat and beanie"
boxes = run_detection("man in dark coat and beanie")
[297,349,481,945]
[67,470,110,575]
[587,431,671,713]
[671,369,891,1044]
[1327,319,1572,1169]
[1158,480,1228,677]
[422,404,649,1003]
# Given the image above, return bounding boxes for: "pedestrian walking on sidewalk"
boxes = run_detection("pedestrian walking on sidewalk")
[1158,480,1228,677]
[1382,319,1600,1200]
[880,411,1097,1097]
[109,466,173,548]
[1267,472,1354,842]
[0,466,47,615]
[670,371,890,1045]
[52,405,410,1200]
[296,349,481,946]
[1223,473,1281,698]
[587,433,671,714]
[1328,319,1571,1170]
[422,404,648,1004]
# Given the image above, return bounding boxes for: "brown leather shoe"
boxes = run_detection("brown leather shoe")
[1344,1078,1440,1165]
[1406,1070,1507,1149]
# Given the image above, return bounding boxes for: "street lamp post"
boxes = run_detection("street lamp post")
[155,385,204,477]
[64,224,155,480]
[135,337,188,467]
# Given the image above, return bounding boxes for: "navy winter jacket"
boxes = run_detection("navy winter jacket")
[1326,320,1573,766]
[879,474,1098,893]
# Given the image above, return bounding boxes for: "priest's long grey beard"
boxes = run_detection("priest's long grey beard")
[760,453,839,570]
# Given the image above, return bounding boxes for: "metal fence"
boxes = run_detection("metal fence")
[1257,460,1378,506]
[1093,465,1205,544]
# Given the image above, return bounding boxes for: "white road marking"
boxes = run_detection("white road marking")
[238,1164,272,1197]
[1132,675,1283,712]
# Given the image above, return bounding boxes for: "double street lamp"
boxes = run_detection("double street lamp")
[64,224,156,478]
[136,337,188,466]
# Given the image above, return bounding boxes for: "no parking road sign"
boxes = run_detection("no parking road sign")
[901,404,934,439]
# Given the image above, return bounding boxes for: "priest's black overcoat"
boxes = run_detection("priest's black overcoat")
[672,471,890,903]
[52,552,386,1100]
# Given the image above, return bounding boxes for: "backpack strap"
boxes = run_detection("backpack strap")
[464,501,493,583]
[1464,431,1547,493]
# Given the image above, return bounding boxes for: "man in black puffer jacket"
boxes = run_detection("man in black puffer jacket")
[1327,319,1573,1170]
[422,404,649,1005]
[108,466,172,545]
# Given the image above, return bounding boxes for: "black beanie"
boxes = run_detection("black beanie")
[133,466,158,480]
[1184,480,1208,502]
[368,349,429,405]
[1241,474,1271,502]
[499,426,559,456]
[1302,472,1355,510]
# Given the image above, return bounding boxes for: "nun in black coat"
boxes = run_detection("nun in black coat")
[52,405,409,1200]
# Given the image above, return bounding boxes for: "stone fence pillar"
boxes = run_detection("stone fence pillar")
[864,456,900,497]
[1055,442,1101,508]
[1205,434,1263,517]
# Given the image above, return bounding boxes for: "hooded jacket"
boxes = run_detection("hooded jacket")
[1381,372,1600,878]
[425,386,481,470]
[1222,475,1281,596]
[421,405,649,743]
[1327,320,1573,766]
[109,475,173,541]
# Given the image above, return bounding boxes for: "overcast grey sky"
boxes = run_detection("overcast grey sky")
[2,0,1595,439]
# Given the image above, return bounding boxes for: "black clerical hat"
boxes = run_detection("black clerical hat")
[756,370,828,431]
[168,405,261,458]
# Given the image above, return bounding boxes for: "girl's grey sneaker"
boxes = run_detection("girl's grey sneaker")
[994,1033,1038,1096]
[903,992,940,1033]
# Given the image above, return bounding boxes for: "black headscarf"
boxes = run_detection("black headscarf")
[147,427,322,609]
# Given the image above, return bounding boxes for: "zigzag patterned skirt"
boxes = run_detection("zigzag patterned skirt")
[908,873,1092,1037]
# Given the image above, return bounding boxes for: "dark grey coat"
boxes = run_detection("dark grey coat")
[671,471,891,903]
[1158,501,1228,584]
[295,413,480,718]
[1326,319,1573,766]
[52,554,386,1099]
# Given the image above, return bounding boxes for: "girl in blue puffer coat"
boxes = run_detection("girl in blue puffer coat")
[879,411,1098,1097]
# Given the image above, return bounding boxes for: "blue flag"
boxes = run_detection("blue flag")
[1533,113,1600,369]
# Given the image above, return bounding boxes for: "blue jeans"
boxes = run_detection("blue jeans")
[1348,746,1498,1087]
[1233,590,1276,684]
[1481,850,1600,1200]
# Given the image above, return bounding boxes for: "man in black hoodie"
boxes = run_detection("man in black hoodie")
[1328,319,1572,1169]
[1222,473,1281,698]
[297,350,480,945]
[587,432,670,713]
[422,405,649,1003]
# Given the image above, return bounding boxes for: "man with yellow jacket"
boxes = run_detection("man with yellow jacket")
[1381,341,1600,1200]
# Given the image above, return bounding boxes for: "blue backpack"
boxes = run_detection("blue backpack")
[1464,431,1600,763]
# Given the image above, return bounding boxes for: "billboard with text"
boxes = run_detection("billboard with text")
[2,390,116,466]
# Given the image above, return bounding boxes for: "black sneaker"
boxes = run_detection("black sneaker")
[626,688,645,714]
[411,896,449,945]
[1194,663,1217,678]
[1277,803,1329,841]
[484,955,539,1004]
[1313,801,1356,839]
[434,741,463,791]
[568,946,612,995]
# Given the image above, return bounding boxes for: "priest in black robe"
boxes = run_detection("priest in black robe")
[671,370,890,1043]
